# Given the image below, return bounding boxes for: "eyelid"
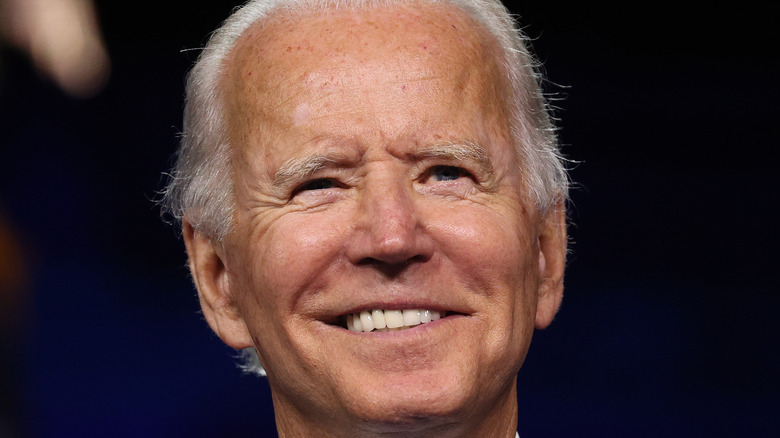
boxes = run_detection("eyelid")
[421,164,477,183]
[413,142,493,178]
[291,177,337,195]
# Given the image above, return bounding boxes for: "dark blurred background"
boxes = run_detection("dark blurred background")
[0,1,777,437]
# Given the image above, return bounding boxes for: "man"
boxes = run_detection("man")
[162,0,568,436]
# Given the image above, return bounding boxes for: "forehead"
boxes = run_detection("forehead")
[230,2,491,67]
[224,2,513,169]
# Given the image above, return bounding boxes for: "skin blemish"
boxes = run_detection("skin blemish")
[418,37,438,53]
[401,85,407,91]
[292,102,312,126]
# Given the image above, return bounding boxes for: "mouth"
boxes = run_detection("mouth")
[339,309,454,333]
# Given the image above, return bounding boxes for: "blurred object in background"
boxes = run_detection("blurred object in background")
[0,0,110,98]
[0,208,28,438]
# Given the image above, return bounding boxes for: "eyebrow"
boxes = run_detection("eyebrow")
[272,141,494,187]
[273,154,346,187]
[415,142,494,176]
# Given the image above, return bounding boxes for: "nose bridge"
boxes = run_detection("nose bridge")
[365,174,416,253]
[350,169,429,265]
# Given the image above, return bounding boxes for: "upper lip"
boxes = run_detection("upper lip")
[343,303,455,314]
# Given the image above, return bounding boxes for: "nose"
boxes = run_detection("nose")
[346,177,434,271]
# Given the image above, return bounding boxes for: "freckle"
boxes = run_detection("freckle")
[286,46,291,52]
[248,71,252,76]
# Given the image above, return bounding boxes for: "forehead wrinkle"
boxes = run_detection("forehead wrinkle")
[226,3,511,181]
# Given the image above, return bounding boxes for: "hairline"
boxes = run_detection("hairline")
[162,0,567,240]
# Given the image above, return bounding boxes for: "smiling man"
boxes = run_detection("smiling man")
[162,0,568,436]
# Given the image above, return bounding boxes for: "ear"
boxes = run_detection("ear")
[182,219,254,349]
[534,200,567,329]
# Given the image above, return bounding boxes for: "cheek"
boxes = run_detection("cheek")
[429,203,535,292]
[429,204,539,369]
[226,209,352,366]
[247,210,351,307]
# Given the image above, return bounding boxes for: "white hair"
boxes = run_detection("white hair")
[161,0,569,377]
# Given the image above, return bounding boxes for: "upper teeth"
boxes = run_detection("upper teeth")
[346,309,442,332]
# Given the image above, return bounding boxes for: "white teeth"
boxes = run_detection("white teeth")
[384,310,404,329]
[360,311,374,332]
[403,309,421,326]
[347,309,446,332]
[371,309,386,329]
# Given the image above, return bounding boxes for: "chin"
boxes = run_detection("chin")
[337,362,481,427]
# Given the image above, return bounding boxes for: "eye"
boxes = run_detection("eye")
[292,178,338,196]
[430,165,468,182]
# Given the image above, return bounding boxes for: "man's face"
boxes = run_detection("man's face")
[193,2,564,432]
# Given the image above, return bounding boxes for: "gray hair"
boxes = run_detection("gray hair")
[161,0,568,377]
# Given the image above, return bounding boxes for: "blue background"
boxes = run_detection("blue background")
[0,1,777,436]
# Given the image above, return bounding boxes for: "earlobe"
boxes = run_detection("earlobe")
[534,201,567,329]
[182,220,254,349]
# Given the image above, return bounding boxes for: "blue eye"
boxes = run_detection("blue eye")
[431,166,465,181]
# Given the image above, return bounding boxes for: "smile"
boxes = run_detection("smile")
[344,309,446,333]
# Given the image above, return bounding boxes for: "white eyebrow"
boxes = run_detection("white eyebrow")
[273,154,345,187]
[415,142,494,175]
[272,142,494,187]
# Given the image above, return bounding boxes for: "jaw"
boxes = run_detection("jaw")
[268,339,521,438]
[263,313,523,436]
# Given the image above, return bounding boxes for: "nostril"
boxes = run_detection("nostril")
[357,253,429,277]
[409,253,429,263]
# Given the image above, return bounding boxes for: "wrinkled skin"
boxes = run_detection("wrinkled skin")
[183,3,566,437]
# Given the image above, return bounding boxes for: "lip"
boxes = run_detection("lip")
[339,298,471,315]
[341,304,456,316]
